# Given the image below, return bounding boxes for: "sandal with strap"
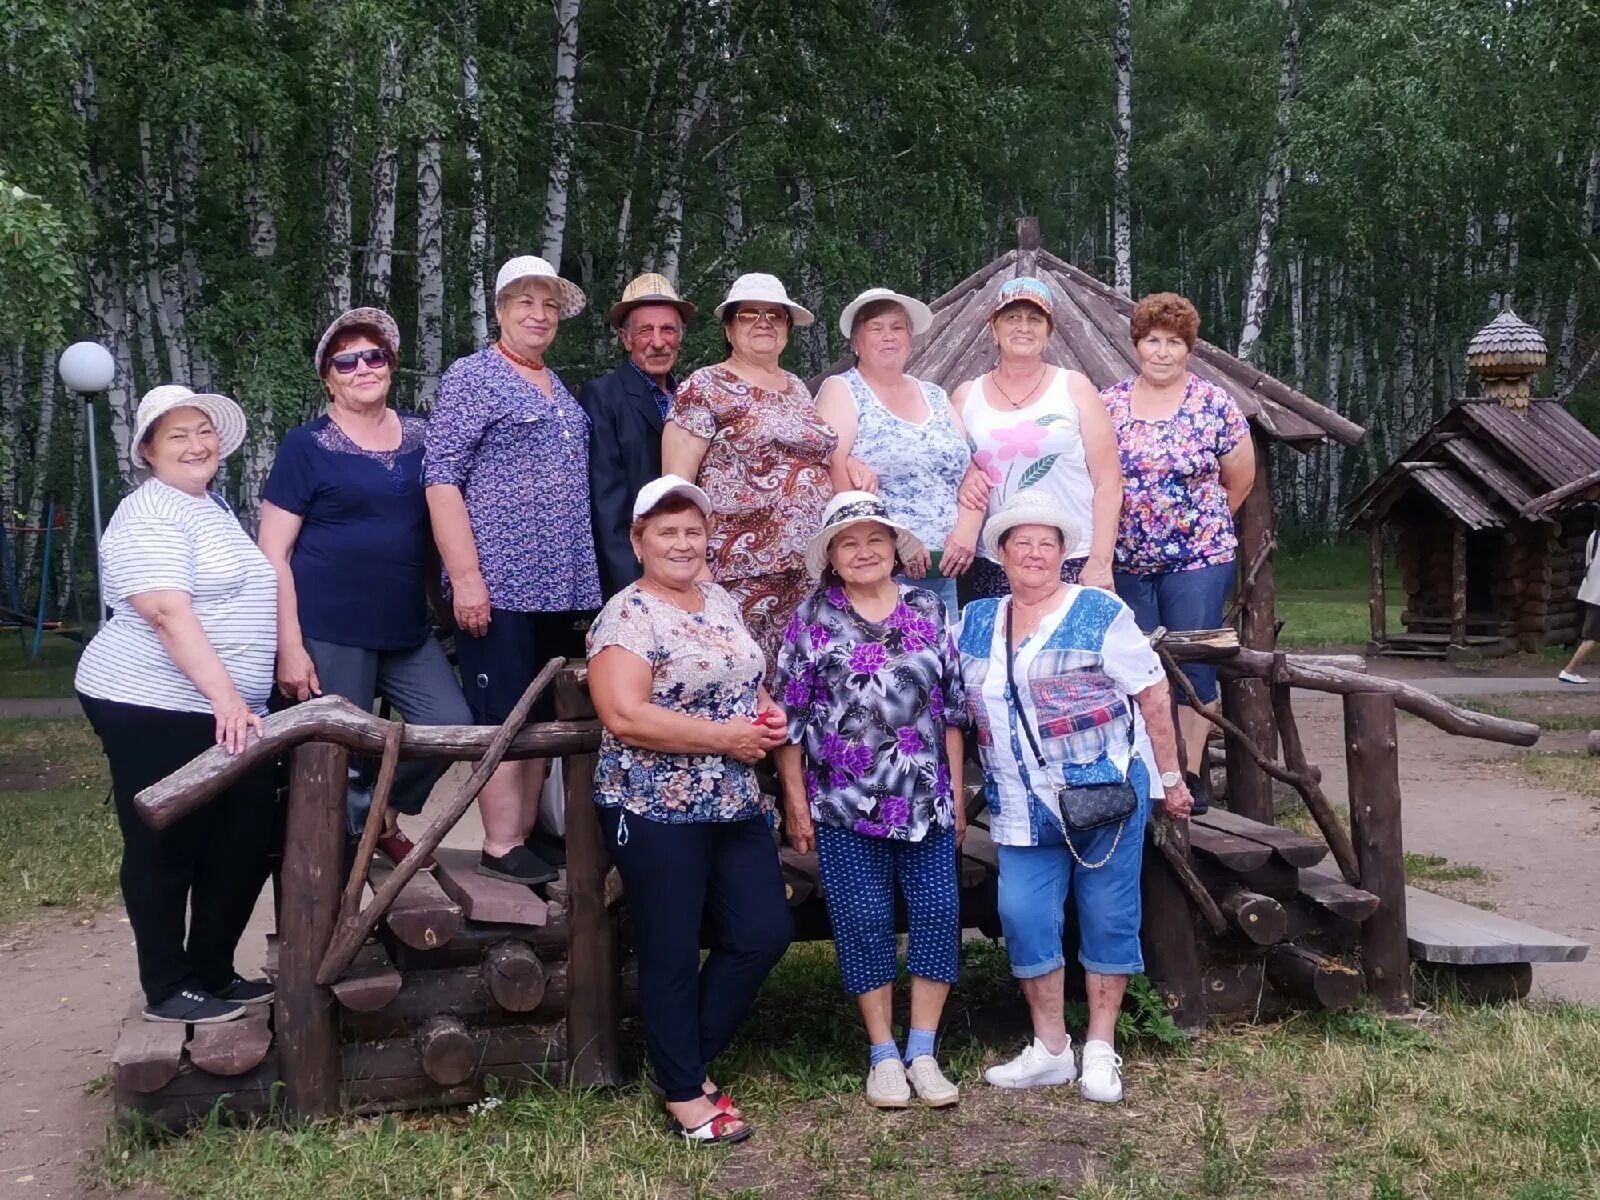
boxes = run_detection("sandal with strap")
[671,1111,753,1145]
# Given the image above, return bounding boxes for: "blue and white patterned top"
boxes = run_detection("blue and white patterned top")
[424,347,601,613]
[841,368,969,549]
[955,588,1165,847]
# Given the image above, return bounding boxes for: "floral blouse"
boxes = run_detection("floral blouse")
[1101,373,1250,575]
[587,582,766,824]
[671,365,837,581]
[774,583,967,842]
[841,369,968,548]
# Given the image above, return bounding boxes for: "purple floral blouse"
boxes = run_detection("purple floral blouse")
[1101,373,1250,575]
[774,583,967,842]
[587,582,767,823]
[424,347,601,612]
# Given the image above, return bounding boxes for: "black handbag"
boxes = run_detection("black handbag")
[1005,599,1139,869]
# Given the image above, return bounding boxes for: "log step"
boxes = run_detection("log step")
[330,941,404,1012]
[1188,824,1273,872]
[1195,809,1328,869]
[1405,885,1590,965]
[369,861,464,951]
[111,1001,187,1094]
[186,1005,273,1076]
[433,847,549,927]
[1298,866,1380,922]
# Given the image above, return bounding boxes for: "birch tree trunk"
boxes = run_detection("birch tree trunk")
[540,0,581,267]
[321,98,355,321]
[791,175,828,376]
[128,274,161,388]
[1237,0,1301,364]
[1557,142,1600,389]
[461,0,489,347]
[243,130,279,259]
[362,34,403,306]
[1,347,21,507]
[1111,0,1133,296]
[237,121,281,529]
[611,16,667,291]
[139,120,192,382]
[415,137,445,409]
[650,53,719,286]
[174,124,212,392]
[23,349,57,587]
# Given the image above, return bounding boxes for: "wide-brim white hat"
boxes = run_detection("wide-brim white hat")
[838,287,934,338]
[633,474,712,520]
[981,492,1081,561]
[804,491,926,580]
[713,272,815,327]
[495,255,587,318]
[131,385,247,466]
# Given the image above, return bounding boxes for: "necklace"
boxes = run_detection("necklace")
[990,363,1048,408]
[496,340,546,372]
[639,577,702,612]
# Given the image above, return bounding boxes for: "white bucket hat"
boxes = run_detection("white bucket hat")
[713,273,815,327]
[804,491,926,580]
[981,492,1081,561]
[838,287,934,339]
[314,306,401,375]
[131,385,247,466]
[633,474,712,520]
[494,255,587,318]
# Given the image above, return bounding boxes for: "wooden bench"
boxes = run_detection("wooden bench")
[1404,886,1590,965]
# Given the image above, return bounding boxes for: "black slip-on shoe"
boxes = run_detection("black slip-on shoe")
[143,988,246,1025]
[478,845,560,885]
[214,975,275,1006]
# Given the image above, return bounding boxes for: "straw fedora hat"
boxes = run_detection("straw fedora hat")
[608,273,697,327]
[804,491,926,580]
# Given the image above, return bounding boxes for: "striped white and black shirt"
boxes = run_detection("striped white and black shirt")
[75,479,277,714]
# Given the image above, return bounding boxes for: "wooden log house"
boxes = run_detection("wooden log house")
[1347,311,1600,659]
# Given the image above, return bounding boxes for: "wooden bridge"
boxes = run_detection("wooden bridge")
[117,644,1588,1126]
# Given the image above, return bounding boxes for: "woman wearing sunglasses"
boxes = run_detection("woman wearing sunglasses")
[259,308,472,866]
[662,273,837,668]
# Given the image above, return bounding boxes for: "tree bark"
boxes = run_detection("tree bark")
[173,123,212,392]
[415,138,445,409]
[320,98,355,323]
[1236,0,1301,365]
[362,34,403,307]
[23,349,58,588]
[461,0,489,348]
[540,0,582,267]
[791,175,828,376]
[138,121,190,382]
[1111,0,1133,296]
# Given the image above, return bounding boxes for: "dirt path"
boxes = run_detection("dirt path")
[0,678,1594,1196]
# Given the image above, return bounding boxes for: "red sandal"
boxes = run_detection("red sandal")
[671,1110,752,1144]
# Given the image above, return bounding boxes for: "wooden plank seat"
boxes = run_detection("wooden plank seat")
[432,847,549,927]
[1298,866,1381,922]
[1405,886,1590,965]
[1187,823,1273,872]
[1195,809,1329,869]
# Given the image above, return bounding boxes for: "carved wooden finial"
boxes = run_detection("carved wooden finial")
[1466,309,1547,410]
[1016,216,1040,279]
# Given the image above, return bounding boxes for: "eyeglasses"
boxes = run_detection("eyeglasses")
[733,307,787,326]
[329,349,390,373]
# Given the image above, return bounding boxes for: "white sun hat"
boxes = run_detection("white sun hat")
[633,474,713,520]
[494,255,587,318]
[713,273,815,327]
[837,287,934,339]
[131,384,248,466]
[804,491,926,580]
[981,492,1081,561]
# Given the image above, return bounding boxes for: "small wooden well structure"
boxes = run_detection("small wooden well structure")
[1347,311,1600,658]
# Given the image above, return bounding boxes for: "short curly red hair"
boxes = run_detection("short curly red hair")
[1130,293,1200,349]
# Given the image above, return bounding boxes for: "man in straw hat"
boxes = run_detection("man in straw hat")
[579,272,698,598]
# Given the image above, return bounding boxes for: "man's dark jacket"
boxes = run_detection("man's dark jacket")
[578,363,667,599]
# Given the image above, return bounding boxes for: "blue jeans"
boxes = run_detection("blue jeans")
[994,760,1150,978]
[895,572,959,622]
[1114,560,1235,705]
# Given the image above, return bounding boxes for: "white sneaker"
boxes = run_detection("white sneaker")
[984,1037,1077,1089]
[866,1058,911,1108]
[906,1055,960,1107]
[1558,670,1589,685]
[1078,1039,1124,1103]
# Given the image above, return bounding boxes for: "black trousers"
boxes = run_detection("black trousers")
[600,808,792,1102]
[79,695,279,1005]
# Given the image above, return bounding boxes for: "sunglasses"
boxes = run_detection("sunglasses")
[733,307,787,326]
[328,348,390,373]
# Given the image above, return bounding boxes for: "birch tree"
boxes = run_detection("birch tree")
[362,34,404,306]
[1111,0,1133,295]
[461,0,489,347]
[540,0,581,267]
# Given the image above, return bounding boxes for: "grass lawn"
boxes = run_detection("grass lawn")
[0,632,83,698]
[0,716,120,926]
[101,940,1600,1199]
[1519,752,1600,801]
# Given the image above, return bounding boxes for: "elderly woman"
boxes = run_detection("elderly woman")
[1101,293,1254,812]
[425,256,601,885]
[75,386,278,1025]
[774,491,967,1110]
[956,494,1191,1104]
[661,272,836,666]
[954,276,1123,598]
[814,289,984,616]
[259,308,472,864]
[587,475,793,1144]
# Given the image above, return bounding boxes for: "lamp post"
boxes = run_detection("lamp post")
[57,342,115,626]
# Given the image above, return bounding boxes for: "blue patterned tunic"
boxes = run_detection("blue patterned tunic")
[840,368,969,549]
[423,347,601,612]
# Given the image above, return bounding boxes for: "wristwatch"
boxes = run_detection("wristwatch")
[1159,770,1183,789]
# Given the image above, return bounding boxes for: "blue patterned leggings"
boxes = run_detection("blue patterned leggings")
[815,824,961,995]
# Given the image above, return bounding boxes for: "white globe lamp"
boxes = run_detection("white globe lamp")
[57,341,117,624]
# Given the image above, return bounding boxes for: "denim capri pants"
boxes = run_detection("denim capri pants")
[815,824,961,995]
[1113,560,1234,705]
[994,759,1151,978]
